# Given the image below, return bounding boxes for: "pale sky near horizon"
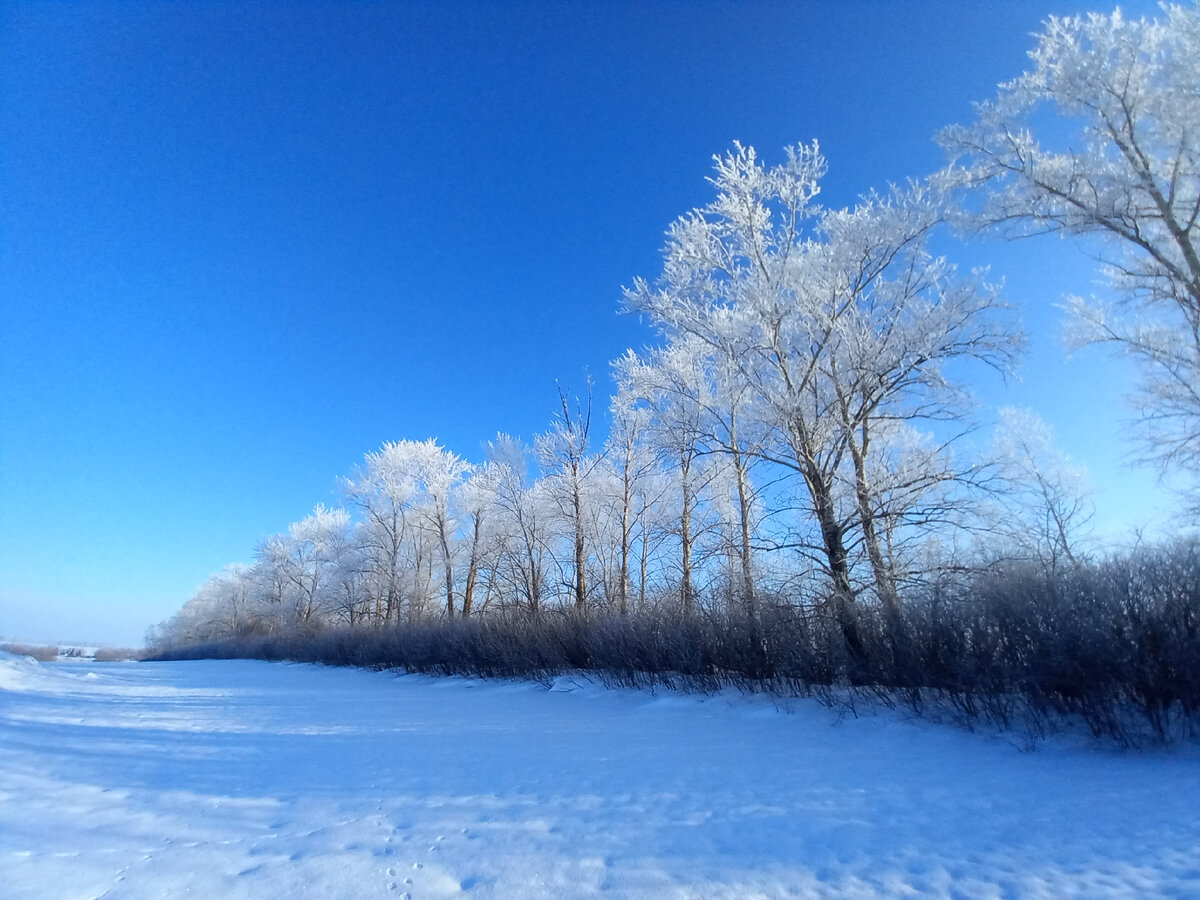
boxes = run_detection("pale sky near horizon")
[0,0,1176,647]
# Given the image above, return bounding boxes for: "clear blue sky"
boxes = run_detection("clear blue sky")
[0,0,1170,646]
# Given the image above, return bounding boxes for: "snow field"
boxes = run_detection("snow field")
[1,651,1198,898]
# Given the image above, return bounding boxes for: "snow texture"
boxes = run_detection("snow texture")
[1,651,1198,899]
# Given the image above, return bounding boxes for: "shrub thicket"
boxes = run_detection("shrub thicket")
[151,542,1200,745]
[93,647,146,662]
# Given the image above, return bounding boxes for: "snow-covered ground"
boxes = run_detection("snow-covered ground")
[1,653,1197,899]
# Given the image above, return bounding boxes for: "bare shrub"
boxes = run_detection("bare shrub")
[0,643,59,662]
[148,541,1200,744]
[93,647,146,662]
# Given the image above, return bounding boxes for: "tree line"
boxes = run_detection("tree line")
[151,3,1200,713]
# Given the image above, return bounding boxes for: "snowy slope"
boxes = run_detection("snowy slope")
[0,651,1197,899]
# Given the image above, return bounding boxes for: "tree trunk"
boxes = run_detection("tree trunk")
[438,513,455,619]
[639,521,649,613]
[618,497,631,616]
[805,467,863,657]
[848,440,899,615]
[812,485,852,598]
[573,478,587,615]
[680,454,694,615]
[462,516,482,618]
[527,543,542,615]
[731,440,756,617]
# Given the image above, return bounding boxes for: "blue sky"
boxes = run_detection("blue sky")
[0,0,1171,646]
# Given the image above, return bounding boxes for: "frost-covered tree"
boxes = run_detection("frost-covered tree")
[279,505,354,628]
[154,563,261,648]
[991,407,1094,572]
[815,191,1018,609]
[616,337,766,615]
[198,563,257,638]
[941,4,1200,477]
[342,442,419,623]
[537,385,601,614]
[603,395,658,614]
[614,343,718,613]
[854,419,979,590]
[454,461,502,617]
[578,458,624,612]
[705,350,763,614]
[488,434,550,613]
[403,440,469,618]
[328,528,372,625]
[251,532,291,628]
[627,142,1020,613]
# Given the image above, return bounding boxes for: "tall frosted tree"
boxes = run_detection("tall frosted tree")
[627,142,1019,614]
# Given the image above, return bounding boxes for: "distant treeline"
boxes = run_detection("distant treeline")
[0,643,145,663]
